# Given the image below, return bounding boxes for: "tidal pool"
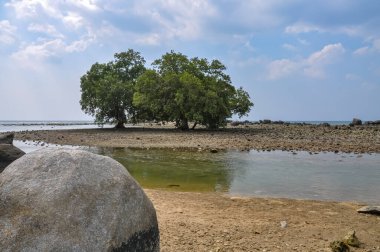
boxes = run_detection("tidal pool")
[90,147,380,204]
[13,141,380,204]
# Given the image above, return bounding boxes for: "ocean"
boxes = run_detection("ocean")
[0,120,109,133]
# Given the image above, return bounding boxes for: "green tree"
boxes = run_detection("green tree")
[80,49,146,128]
[134,51,253,129]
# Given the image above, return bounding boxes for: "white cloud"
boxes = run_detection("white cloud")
[232,34,255,52]
[285,22,324,34]
[28,23,64,38]
[304,43,345,78]
[268,59,299,80]
[65,36,95,52]
[63,12,85,30]
[307,43,345,65]
[282,43,297,51]
[5,0,99,18]
[353,38,380,56]
[132,0,217,41]
[135,33,161,46]
[67,0,99,11]
[267,43,345,80]
[336,26,363,37]
[353,46,370,56]
[285,21,367,38]
[0,20,17,44]
[5,0,63,19]
[12,39,65,64]
[373,39,380,51]
[11,36,94,69]
[231,0,287,29]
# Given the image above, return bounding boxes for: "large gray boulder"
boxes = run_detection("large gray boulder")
[0,133,25,173]
[0,148,159,251]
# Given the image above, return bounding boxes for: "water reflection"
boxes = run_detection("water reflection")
[93,147,233,192]
[91,148,380,204]
[13,141,380,204]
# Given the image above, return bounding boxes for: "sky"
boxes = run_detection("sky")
[0,0,379,121]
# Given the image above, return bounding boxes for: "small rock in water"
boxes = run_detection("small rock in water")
[210,149,218,153]
[168,184,180,188]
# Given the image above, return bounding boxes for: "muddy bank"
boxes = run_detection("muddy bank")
[12,124,380,153]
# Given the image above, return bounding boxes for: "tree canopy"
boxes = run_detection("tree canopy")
[80,49,253,129]
[80,49,146,128]
[134,51,253,129]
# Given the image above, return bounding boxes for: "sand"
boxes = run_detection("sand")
[147,190,380,251]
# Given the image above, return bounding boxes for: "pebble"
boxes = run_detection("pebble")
[280,221,287,228]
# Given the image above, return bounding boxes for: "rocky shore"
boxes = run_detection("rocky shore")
[12,123,380,153]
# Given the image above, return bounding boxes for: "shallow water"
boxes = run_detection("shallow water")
[13,141,380,204]
[92,147,380,204]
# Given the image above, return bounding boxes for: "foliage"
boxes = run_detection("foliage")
[80,49,146,128]
[134,51,253,129]
[80,49,253,129]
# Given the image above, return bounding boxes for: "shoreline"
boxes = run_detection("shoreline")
[11,123,380,153]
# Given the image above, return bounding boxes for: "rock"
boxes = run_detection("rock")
[280,221,287,228]
[350,118,362,126]
[0,133,14,144]
[230,121,241,126]
[343,231,360,247]
[329,240,350,252]
[0,133,25,173]
[210,149,218,153]
[365,120,380,125]
[357,206,380,215]
[319,123,331,127]
[260,119,272,124]
[0,149,159,251]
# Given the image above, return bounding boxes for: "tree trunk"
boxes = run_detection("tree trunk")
[176,118,189,130]
[191,122,197,130]
[115,121,125,129]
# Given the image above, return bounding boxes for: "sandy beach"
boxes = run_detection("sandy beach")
[7,124,380,251]
[147,189,380,251]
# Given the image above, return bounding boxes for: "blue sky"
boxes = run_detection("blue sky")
[0,0,379,121]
